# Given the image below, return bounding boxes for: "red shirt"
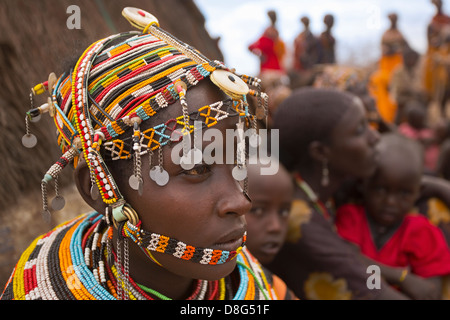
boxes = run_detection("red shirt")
[249,35,284,71]
[335,204,450,278]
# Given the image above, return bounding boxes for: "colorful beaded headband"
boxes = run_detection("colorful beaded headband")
[22,8,268,224]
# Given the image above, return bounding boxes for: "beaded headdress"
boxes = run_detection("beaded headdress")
[22,8,268,226]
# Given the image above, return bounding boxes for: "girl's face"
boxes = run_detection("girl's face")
[364,156,421,227]
[245,163,293,265]
[111,80,252,281]
[327,98,380,180]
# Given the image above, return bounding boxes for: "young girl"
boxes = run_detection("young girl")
[1,7,293,300]
[335,133,450,299]
[245,158,293,266]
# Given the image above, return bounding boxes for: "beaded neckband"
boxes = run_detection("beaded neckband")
[22,8,268,225]
[122,219,246,266]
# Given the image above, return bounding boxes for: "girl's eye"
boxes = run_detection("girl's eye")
[250,207,264,217]
[280,208,291,218]
[183,164,212,176]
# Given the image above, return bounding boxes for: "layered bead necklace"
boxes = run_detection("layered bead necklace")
[2,212,278,300]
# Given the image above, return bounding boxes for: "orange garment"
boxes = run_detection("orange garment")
[369,53,403,123]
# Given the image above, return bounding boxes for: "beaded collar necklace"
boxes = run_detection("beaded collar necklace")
[81,213,272,300]
[294,173,332,220]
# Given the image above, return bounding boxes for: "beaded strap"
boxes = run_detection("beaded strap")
[122,221,246,265]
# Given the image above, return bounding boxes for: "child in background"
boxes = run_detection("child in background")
[398,100,440,174]
[245,159,294,266]
[335,132,450,299]
[245,158,296,299]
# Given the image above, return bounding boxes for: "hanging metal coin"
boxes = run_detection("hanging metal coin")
[187,148,202,164]
[90,184,100,200]
[180,154,195,170]
[42,209,51,224]
[51,195,66,211]
[232,166,247,181]
[22,133,37,148]
[149,166,159,181]
[129,174,140,190]
[154,168,169,186]
[249,133,261,148]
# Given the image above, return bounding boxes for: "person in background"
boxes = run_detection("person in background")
[249,9,287,77]
[318,14,337,65]
[335,132,450,299]
[267,87,412,299]
[369,13,409,124]
[245,158,293,266]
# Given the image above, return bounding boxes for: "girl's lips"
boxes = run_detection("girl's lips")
[213,228,246,252]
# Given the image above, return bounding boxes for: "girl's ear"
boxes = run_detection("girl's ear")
[73,158,107,214]
[308,140,331,163]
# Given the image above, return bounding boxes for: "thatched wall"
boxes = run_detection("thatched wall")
[0,0,222,289]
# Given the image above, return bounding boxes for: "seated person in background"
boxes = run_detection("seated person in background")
[245,158,293,265]
[398,100,440,174]
[335,132,450,299]
[245,158,296,298]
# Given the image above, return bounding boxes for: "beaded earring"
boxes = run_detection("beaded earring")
[23,73,73,221]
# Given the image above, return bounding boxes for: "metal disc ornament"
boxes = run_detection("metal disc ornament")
[42,209,51,224]
[249,133,261,148]
[149,166,158,181]
[180,154,195,170]
[51,196,66,211]
[22,133,37,148]
[187,148,202,164]
[90,184,100,200]
[154,168,169,186]
[129,174,141,190]
[232,166,247,181]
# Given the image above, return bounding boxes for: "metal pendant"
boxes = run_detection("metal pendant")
[154,168,169,186]
[232,166,247,181]
[51,195,66,211]
[90,184,100,200]
[22,133,37,148]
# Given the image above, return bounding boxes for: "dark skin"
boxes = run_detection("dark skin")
[362,142,442,299]
[295,98,417,299]
[301,98,380,204]
[245,161,293,265]
[75,80,252,299]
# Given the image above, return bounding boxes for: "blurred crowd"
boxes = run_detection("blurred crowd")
[245,0,450,300]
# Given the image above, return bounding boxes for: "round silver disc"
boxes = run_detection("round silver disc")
[90,185,100,200]
[149,166,160,181]
[187,148,202,164]
[42,209,51,223]
[180,154,195,170]
[129,174,140,190]
[154,169,169,186]
[51,196,66,211]
[22,134,37,148]
[249,133,261,148]
[232,166,247,181]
